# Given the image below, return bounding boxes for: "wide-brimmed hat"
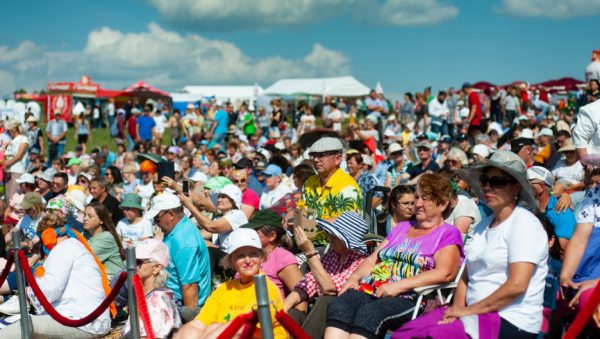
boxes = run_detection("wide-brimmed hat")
[557,138,576,153]
[316,211,368,254]
[119,193,144,210]
[457,150,537,212]
[65,189,87,212]
[219,184,243,209]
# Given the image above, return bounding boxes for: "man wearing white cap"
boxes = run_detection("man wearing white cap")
[209,100,229,147]
[527,166,576,254]
[260,164,292,209]
[573,100,600,159]
[296,137,362,219]
[144,192,211,322]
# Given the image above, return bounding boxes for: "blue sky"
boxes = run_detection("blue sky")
[1,0,599,100]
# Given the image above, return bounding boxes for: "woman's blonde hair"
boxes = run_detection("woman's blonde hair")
[221,248,268,270]
[5,119,25,136]
[29,202,46,220]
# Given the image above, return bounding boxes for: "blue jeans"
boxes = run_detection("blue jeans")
[431,121,449,136]
[108,115,115,130]
[47,143,65,166]
[212,133,226,147]
[126,134,136,152]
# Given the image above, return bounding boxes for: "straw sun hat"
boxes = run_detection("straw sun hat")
[457,150,537,212]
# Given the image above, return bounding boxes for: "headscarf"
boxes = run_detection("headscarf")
[46,195,77,219]
[140,160,157,174]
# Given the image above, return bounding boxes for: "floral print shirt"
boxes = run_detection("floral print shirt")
[122,287,182,339]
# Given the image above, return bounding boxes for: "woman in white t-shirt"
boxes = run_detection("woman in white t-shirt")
[3,119,30,200]
[404,151,547,338]
[297,107,316,135]
[551,139,585,194]
[153,111,168,146]
[179,184,248,253]
[327,103,343,133]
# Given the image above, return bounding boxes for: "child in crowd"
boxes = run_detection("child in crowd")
[116,193,154,248]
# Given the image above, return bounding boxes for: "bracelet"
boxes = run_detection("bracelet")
[305,251,319,259]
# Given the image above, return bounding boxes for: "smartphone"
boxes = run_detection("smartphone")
[182,180,189,196]
[560,286,573,302]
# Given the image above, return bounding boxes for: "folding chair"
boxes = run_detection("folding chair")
[411,234,469,320]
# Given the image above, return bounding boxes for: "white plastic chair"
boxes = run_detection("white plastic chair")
[410,234,469,320]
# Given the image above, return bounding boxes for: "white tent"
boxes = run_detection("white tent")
[170,93,205,103]
[264,76,370,97]
[180,85,264,102]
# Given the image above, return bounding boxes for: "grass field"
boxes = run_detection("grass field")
[36,112,347,158]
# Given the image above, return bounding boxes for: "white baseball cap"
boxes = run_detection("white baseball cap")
[519,128,534,139]
[226,228,262,255]
[384,130,396,138]
[189,172,208,183]
[215,100,223,107]
[16,173,35,185]
[527,166,554,187]
[220,184,243,210]
[472,144,491,158]
[535,128,554,138]
[144,193,182,220]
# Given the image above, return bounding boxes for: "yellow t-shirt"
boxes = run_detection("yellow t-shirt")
[296,168,362,218]
[196,276,289,339]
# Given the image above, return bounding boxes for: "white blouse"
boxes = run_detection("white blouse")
[26,238,111,336]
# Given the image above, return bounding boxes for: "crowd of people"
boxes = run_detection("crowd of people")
[0,78,599,339]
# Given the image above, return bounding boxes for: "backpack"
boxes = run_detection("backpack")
[110,119,119,137]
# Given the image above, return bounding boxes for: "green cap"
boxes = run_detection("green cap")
[66,158,81,167]
[448,179,458,191]
[204,176,233,190]
[119,193,144,210]
[218,158,233,167]
[241,209,283,229]
[20,192,43,210]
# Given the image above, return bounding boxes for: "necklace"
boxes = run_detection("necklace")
[268,246,278,254]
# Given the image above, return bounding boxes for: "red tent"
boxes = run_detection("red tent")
[532,77,585,93]
[125,81,170,97]
[472,82,498,94]
[96,89,135,98]
[502,81,528,89]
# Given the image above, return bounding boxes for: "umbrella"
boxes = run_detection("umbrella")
[297,128,342,150]
[135,153,165,164]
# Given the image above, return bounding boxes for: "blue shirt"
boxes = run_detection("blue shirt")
[214,109,229,134]
[45,119,68,145]
[136,115,156,140]
[365,97,385,118]
[247,175,263,197]
[107,151,117,165]
[373,159,393,186]
[545,195,577,240]
[163,215,211,306]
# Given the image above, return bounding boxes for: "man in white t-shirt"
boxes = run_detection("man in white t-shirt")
[445,184,481,250]
[259,165,292,209]
[107,99,116,129]
[116,194,154,248]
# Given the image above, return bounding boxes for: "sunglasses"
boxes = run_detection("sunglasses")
[456,134,469,141]
[479,175,517,188]
[218,194,230,200]
[233,179,246,184]
[153,211,168,224]
[78,179,88,184]
[136,259,151,268]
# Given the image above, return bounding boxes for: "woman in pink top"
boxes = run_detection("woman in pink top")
[231,170,260,219]
[240,209,302,298]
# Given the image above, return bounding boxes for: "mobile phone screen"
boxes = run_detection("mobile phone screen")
[182,180,189,196]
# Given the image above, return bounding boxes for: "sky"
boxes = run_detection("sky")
[1,0,599,100]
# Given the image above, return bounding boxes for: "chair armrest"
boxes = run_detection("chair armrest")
[413,282,458,295]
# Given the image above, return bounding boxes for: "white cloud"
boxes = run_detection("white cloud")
[496,0,600,19]
[0,23,351,96]
[142,0,458,31]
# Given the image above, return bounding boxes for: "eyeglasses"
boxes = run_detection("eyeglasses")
[396,201,415,208]
[479,175,517,189]
[136,259,151,268]
[417,148,430,153]
[222,166,232,170]
[217,194,230,200]
[456,134,469,141]
[233,179,246,184]
[78,179,88,184]
[153,211,168,224]
[447,159,458,165]
[309,152,337,160]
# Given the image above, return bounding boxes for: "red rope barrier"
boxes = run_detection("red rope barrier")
[18,251,127,327]
[275,309,311,339]
[239,310,258,339]
[215,312,253,339]
[0,251,14,289]
[132,273,156,339]
[562,280,600,339]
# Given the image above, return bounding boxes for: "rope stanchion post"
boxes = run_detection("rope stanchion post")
[253,274,274,339]
[126,247,140,339]
[13,233,31,339]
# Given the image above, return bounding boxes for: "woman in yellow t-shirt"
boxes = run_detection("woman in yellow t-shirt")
[174,228,289,339]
